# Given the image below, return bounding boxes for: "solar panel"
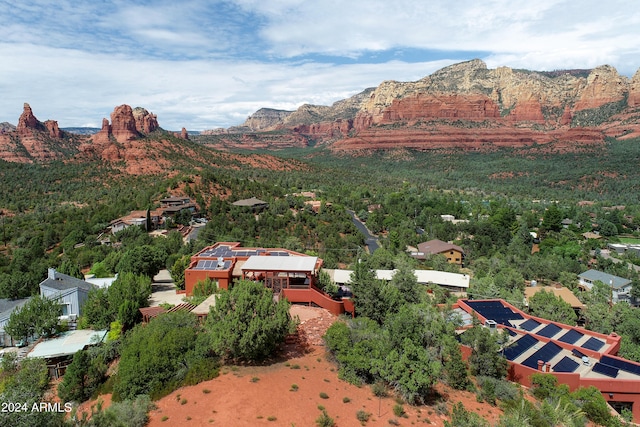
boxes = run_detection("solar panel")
[537,323,562,338]
[553,356,580,373]
[592,362,619,378]
[522,342,563,369]
[503,335,538,361]
[572,348,586,358]
[600,355,640,376]
[558,329,584,345]
[520,319,541,331]
[582,337,605,352]
[507,328,517,336]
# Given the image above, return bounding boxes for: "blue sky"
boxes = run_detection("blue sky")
[1,0,639,130]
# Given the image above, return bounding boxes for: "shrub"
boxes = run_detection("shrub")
[319,392,329,399]
[290,384,299,391]
[316,410,335,427]
[356,409,372,423]
[343,396,351,403]
[372,381,388,397]
[393,404,406,417]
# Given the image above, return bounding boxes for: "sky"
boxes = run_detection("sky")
[1,0,639,131]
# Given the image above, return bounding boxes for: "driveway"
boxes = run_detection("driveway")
[148,269,185,307]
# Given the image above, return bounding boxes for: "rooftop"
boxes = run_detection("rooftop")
[27,329,107,359]
[578,269,631,289]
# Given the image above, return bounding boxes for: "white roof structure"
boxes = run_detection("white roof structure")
[241,255,318,273]
[27,329,107,359]
[324,269,469,289]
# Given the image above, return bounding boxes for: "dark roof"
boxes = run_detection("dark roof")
[417,239,464,255]
[40,270,95,292]
[0,298,30,319]
[232,197,268,207]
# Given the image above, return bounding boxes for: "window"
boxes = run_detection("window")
[59,304,69,316]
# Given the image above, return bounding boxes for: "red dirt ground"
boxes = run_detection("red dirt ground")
[141,305,504,427]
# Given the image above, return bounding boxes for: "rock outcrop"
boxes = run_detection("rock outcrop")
[16,103,47,136]
[218,60,640,152]
[132,107,160,134]
[242,108,294,131]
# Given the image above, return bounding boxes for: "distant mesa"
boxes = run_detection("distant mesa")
[204,59,640,151]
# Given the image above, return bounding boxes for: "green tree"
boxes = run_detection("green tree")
[170,255,191,290]
[204,280,296,361]
[5,295,61,344]
[528,290,577,325]
[461,323,507,378]
[113,310,212,401]
[542,204,563,233]
[116,245,166,278]
[380,338,441,404]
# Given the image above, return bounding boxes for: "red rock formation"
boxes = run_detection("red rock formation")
[380,93,500,123]
[574,66,627,111]
[110,105,140,143]
[628,69,640,107]
[181,128,189,140]
[17,103,46,136]
[44,120,62,138]
[133,107,159,133]
[91,118,112,145]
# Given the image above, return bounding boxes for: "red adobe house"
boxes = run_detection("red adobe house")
[454,299,640,422]
[184,242,353,315]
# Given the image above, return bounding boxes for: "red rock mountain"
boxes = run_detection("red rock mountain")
[215,60,640,151]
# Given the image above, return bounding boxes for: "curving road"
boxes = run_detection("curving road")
[346,209,380,254]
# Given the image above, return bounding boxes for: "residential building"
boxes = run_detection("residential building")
[411,239,465,266]
[184,242,351,315]
[578,269,632,303]
[454,299,640,422]
[231,197,269,210]
[39,268,96,320]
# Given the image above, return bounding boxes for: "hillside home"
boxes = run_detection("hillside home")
[184,242,350,315]
[411,239,465,266]
[578,269,632,303]
[231,197,269,210]
[454,299,640,422]
[39,268,96,320]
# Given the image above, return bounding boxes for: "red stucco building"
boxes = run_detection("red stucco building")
[454,299,640,422]
[184,242,353,315]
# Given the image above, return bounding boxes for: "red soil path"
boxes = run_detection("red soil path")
[143,306,503,427]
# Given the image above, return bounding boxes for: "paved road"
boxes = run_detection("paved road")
[346,209,380,254]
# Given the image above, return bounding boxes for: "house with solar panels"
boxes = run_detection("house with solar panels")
[454,299,640,421]
[184,242,352,315]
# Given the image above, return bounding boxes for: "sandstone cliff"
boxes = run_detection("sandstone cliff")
[218,59,640,151]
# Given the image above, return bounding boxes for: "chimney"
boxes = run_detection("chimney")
[537,360,544,371]
[546,363,550,373]
[48,268,56,280]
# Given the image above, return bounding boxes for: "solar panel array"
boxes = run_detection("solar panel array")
[581,337,605,352]
[193,260,231,270]
[198,246,291,259]
[592,362,619,378]
[553,356,580,373]
[600,355,640,376]
[522,342,562,369]
[558,329,584,345]
[503,335,538,361]
[464,300,524,325]
[520,319,541,331]
[537,323,562,338]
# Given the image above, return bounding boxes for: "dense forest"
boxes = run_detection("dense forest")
[2,136,640,425]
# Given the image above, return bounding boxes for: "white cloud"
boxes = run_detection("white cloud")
[1,0,639,130]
